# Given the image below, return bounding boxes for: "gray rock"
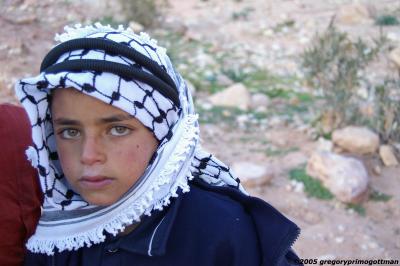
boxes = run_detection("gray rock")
[208,83,251,110]
[336,3,373,25]
[379,145,399,167]
[332,126,379,155]
[389,47,400,70]
[129,21,144,33]
[306,151,370,203]
[231,162,274,188]
[317,137,333,152]
[216,74,234,87]
[250,93,270,110]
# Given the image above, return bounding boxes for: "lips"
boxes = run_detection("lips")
[79,176,114,189]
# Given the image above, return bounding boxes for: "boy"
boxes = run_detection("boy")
[17,23,302,266]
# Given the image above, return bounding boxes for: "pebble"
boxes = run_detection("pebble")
[200,102,213,110]
[236,114,249,124]
[335,236,344,243]
[290,180,304,193]
[337,224,345,232]
[318,254,336,260]
[387,32,400,42]
[368,242,379,249]
[372,165,382,175]
[0,44,9,51]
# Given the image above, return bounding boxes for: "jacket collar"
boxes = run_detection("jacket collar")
[106,190,182,257]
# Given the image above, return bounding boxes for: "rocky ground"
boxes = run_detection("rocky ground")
[1,0,399,262]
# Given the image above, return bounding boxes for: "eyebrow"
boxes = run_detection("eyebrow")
[53,114,135,126]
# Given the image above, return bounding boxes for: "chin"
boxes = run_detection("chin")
[83,195,117,207]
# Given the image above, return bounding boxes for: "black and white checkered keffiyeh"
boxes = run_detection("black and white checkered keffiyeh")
[15,23,246,255]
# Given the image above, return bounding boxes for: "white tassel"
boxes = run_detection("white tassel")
[25,146,38,168]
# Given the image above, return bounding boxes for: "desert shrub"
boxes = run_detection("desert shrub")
[372,78,400,142]
[375,15,399,26]
[301,20,386,134]
[117,0,168,27]
[369,189,392,202]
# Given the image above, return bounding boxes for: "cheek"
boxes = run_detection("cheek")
[117,145,146,166]
[55,140,79,177]
[112,142,155,176]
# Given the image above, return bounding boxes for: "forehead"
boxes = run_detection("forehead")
[50,88,138,124]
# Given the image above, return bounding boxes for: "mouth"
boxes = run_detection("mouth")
[79,176,114,190]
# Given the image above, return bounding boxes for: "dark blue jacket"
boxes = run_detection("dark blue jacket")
[24,179,302,266]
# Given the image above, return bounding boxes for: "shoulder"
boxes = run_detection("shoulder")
[174,181,260,251]
[166,180,261,265]
[174,179,302,266]
[178,180,256,234]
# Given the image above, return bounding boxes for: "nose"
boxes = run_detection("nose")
[80,136,106,165]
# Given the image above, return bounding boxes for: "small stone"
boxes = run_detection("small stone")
[232,162,274,188]
[337,224,345,232]
[268,116,284,127]
[372,164,382,175]
[291,180,304,193]
[236,114,249,124]
[335,236,344,243]
[0,44,9,51]
[129,21,144,32]
[11,14,37,25]
[263,29,274,37]
[222,110,231,117]
[164,18,188,34]
[368,242,379,249]
[216,74,234,87]
[255,106,267,113]
[318,254,336,260]
[250,93,270,110]
[299,36,310,44]
[303,210,321,224]
[387,32,400,42]
[395,239,400,249]
[336,3,373,25]
[208,83,251,110]
[389,47,400,70]
[317,137,333,152]
[184,30,203,42]
[332,126,379,155]
[200,101,213,110]
[379,145,399,166]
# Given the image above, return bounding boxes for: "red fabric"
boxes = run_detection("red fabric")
[0,104,42,266]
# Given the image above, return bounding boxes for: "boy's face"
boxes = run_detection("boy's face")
[51,88,159,206]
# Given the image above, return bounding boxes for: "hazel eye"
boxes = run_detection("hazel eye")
[110,126,131,136]
[60,129,81,139]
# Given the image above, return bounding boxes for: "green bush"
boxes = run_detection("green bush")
[372,78,400,142]
[301,20,386,134]
[117,0,167,27]
[375,15,399,26]
[369,190,392,202]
